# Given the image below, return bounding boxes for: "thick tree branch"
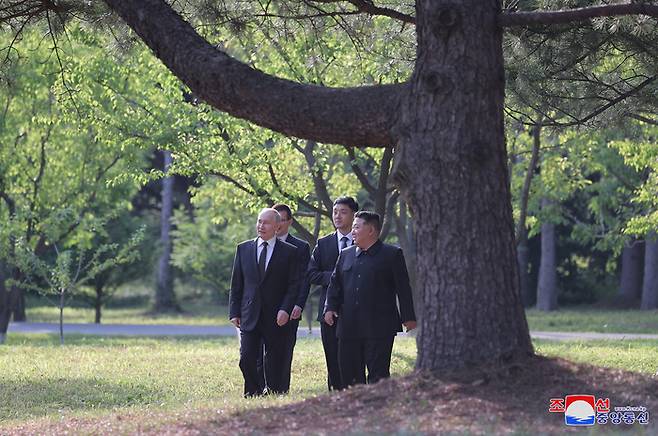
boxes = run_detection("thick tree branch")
[102,0,403,147]
[501,3,658,27]
[627,112,658,126]
[308,0,415,24]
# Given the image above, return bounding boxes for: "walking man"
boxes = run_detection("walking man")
[324,211,416,387]
[229,208,299,396]
[308,196,358,390]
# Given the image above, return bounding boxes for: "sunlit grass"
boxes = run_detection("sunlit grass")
[2,333,656,430]
[526,307,658,334]
[534,339,658,374]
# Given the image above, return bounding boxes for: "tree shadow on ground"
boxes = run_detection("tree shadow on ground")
[0,378,161,421]
[184,355,658,434]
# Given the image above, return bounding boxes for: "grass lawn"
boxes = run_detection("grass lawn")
[526,307,658,333]
[25,300,232,326]
[1,334,657,433]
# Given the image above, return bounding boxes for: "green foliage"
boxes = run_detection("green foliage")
[170,187,253,299]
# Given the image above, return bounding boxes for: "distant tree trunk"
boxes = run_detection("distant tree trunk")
[517,239,531,307]
[155,150,180,313]
[536,198,558,311]
[618,240,644,301]
[94,282,104,324]
[516,124,541,307]
[0,261,9,344]
[9,267,26,322]
[395,199,419,319]
[641,233,658,310]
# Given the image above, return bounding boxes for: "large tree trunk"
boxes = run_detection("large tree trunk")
[618,240,644,301]
[536,199,558,311]
[640,233,658,310]
[393,0,533,372]
[154,150,180,313]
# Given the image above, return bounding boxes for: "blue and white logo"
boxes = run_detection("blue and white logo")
[565,398,596,426]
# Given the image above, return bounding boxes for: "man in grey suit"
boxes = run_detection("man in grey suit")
[229,208,299,396]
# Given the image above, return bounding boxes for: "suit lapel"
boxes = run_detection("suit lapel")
[328,232,339,265]
[248,239,261,280]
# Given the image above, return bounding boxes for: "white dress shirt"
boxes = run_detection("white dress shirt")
[336,230,353,252]
[257,236,277,270]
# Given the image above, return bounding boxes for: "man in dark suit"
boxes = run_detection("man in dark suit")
[324,210,416,387]
[229,208,299,397]
[308,196,358,391]
[273,203,311,392]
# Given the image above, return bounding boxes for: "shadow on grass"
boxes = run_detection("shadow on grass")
[0,378,162,421]
[176,355,658,434]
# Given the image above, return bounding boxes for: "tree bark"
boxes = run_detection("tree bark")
[393,0,533,372]
[155,150,180,313]
[641,233,658,310]
[536,198,558,311]
[618,240,644,301]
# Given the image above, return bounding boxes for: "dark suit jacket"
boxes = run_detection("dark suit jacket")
[325,240,416,339]
[229,238,299,332]
[283,234,311,310]
[308,232,341,322]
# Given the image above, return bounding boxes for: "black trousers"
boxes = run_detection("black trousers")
[256,319,298,393]
[320,321,343,391]
[239,316,287,396]
[338,336,395,388]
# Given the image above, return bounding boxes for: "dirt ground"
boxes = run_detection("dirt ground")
[6,356,658,435]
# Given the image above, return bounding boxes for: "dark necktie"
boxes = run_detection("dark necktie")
[340,236,348,251]
[258,241,268,278]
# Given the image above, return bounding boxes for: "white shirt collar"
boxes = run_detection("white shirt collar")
[337,230,352,242]
[277,233,289,241]
[257,236,277,246]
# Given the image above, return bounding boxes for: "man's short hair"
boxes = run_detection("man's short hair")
[259,207,282,223]
[355,210,381,233]
[333,196,359,212]
[272,203,293,220]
